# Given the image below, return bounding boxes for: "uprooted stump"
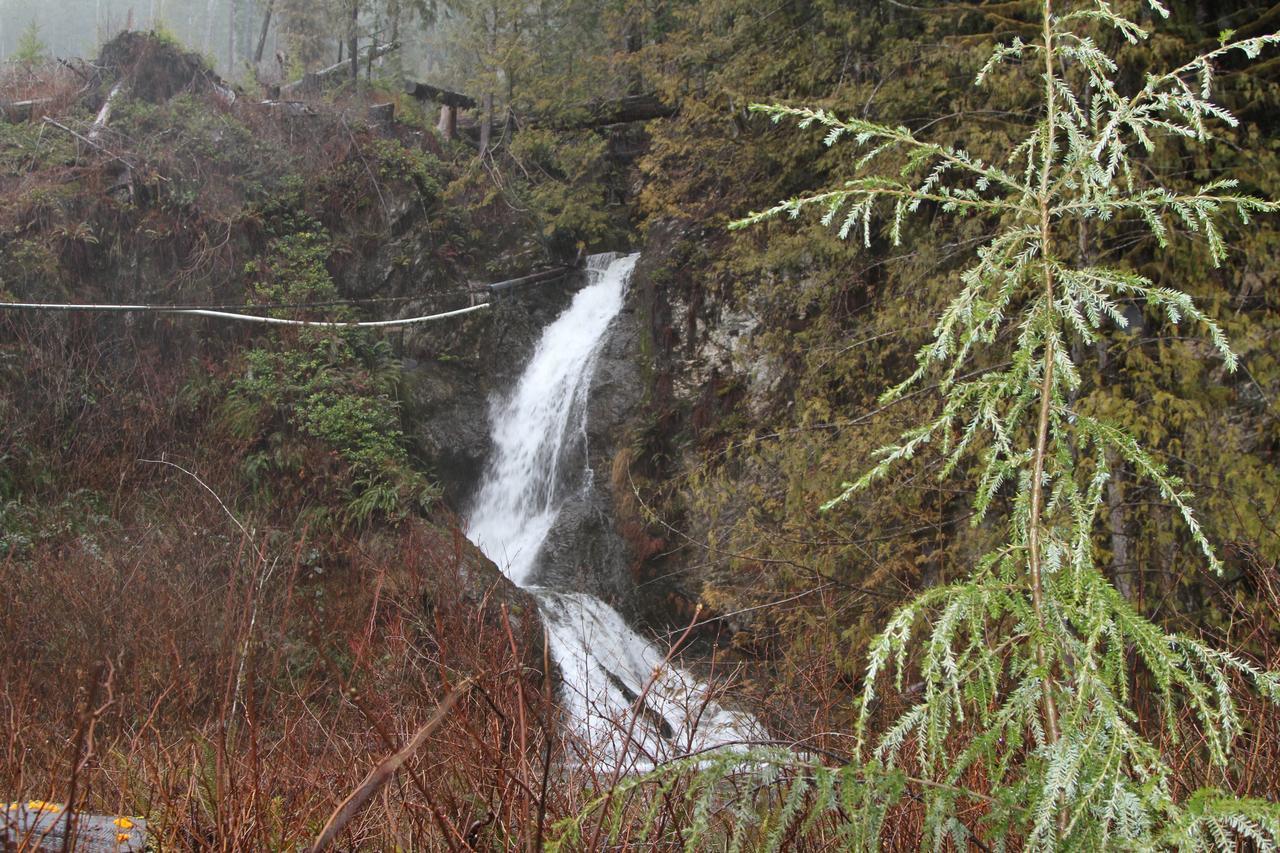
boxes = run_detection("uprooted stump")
[95,30,230,104]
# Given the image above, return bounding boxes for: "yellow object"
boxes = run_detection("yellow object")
[116,833,131,843]
[113,816,135,829]
[26,800,62,812]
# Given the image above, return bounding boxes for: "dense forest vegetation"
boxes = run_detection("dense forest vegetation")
[2,0,1280,848]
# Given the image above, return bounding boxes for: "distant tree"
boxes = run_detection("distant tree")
[14,19,48,65]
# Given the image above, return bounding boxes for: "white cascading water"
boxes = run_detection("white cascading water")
[467,253,759,766]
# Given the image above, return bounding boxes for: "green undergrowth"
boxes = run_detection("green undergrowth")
[0,43,521,545]
[222,219,439,528]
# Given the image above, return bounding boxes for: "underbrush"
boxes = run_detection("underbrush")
[0,62,85,115]
[0,494,564,849]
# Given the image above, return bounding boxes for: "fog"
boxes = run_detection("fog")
[0,0,441,83]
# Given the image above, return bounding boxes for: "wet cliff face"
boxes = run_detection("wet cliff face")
[398,276,584,507]
[568,220,805,638]
[534,278,646,608]
[398,258,652,614]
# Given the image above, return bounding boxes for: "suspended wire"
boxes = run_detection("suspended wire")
[0,267,576,326]
[0,300,490,327]
[170,290,477,311]
[0,289,476,312]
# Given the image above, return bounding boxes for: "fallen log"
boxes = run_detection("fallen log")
[0,98,51,123]
[402,80,476,109]
[474,265,576,296]
[43,117,139,170]
[279,41,399,97]
[403,84,673,131]
[260,99,318,117]
[89,81,125,141]
[552,93,676,128]
[3,802,146,852]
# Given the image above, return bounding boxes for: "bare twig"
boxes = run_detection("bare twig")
[41,116,137,169]
[308,679,474,853]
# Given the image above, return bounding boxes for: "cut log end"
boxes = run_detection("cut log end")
[3,803,147,852]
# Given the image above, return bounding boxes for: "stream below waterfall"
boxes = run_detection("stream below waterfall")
[465,253,759,767]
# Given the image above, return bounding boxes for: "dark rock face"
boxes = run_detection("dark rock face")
[333,202,449,300]
[535,492,631,601]
[596,222,759,631]
[529,263,650,612]
[587,296,647,450]
[400,357,491,504]
[398,274,585,506]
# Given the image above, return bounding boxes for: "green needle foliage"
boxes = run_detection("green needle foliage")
[734,1,1280,846]
[563,1,1280,849]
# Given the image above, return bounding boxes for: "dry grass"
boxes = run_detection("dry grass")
[0,62,86,115]
[0,491,559,849]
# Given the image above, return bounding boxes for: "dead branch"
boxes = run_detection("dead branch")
[88,81,124,142]
[308,679,474,853]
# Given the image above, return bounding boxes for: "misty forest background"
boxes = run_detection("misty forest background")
[3,0,1280,848]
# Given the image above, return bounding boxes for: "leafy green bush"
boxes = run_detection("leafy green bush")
[367,137,445,200]
[224,220,437,527]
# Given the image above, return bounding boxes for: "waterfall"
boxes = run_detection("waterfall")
[467,253,759,766]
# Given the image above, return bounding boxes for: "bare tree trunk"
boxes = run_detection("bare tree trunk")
[366,8,377,81]
[227,0,238,76]
[388,0,401,77]
[502,66,515,144]
[253,0,274,64]
[479,2,496,156]
[205,0,217,53]
[479,91,493,155]
[437,105,456,140]
[348,1,359,82]
[1107,459,1133,599]
[624,6,642,95]
[1094,336,1135,602]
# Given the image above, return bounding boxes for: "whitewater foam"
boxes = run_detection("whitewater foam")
[466,253,759,766]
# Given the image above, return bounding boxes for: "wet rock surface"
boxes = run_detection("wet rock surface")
[398,274,584,506]
[535,489,632,603]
